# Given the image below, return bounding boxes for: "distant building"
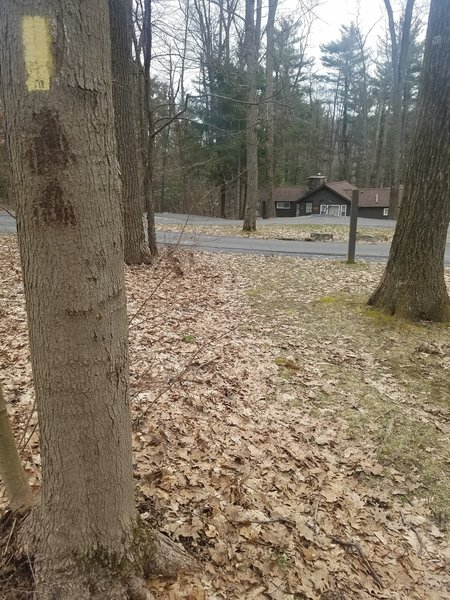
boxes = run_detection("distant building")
[261,174,402,218]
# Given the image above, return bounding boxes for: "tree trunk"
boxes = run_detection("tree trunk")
[220,182,226,218]
[243,0,260,231]
[264,0,278,220]
[371,91,387,187]
[109,0,149,265]
[143,0,158,256]
[369,0,450,321]
[0,1,190,595]
[384,0,415,219]
[0,380,33,512]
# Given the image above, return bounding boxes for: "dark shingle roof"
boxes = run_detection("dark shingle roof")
[259,187,306,203]
[299,181,355,203]
[358,187,403,208]
[260,182,402,208]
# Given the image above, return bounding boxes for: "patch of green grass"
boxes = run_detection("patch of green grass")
[317,295,340,304]
[245,287,263,298]
[275,356,300,369]
[181,333,196,343]
[378,418,449,518]
[271,549,293,570]
[240,255,450,521]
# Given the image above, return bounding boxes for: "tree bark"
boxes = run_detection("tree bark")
[109,0,149,265]
[384,0,415,219]
[0,380,33,512]
[243,0,260,232]
[143,0,158,256]
[264,0,278,220]
[0,1,190,595]
[369,0,450,322]
[220,182,226,218]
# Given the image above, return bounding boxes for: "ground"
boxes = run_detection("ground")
[0,234,449,599]
[155,223,395,243]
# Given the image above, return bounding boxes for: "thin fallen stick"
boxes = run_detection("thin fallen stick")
[312,498,320,534]
[17,399,36,452]
[330,536,383,588]
[232,517,295,527]
[2,516,16,559]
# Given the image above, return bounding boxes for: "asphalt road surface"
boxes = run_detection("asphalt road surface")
[2,213,450,264]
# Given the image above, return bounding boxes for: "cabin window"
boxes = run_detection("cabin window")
[277,202,291,209]
[305,202,313,214]
[383,208,389,216]
[341,205,347,216]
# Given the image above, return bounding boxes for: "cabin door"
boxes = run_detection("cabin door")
[328,205,341,216]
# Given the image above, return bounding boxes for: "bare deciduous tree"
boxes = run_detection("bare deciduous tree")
[110,0,150,264]
[0,0,190,594]
[384,0,415,218]
[369,0,450,321]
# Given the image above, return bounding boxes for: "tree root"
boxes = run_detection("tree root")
[146,530,197,578]
[0,510,197,600]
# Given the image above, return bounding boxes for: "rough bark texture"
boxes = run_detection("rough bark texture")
[0,1,191,596]
[143,0,158,256]
[0,380,33,512]
[243,0,259,231]
[369,0,450,322]
[264,0,278,220]
[384,0,415,219]
[109,0,149,265]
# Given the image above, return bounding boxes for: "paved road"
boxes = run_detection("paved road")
[0,214,16,232]
[2,213,450,264]
[156,230,386,260]
[158,230,450,264]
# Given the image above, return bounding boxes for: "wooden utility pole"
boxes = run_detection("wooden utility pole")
[347,189,359,263]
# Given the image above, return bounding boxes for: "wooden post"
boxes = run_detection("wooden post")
[348,189,359,263]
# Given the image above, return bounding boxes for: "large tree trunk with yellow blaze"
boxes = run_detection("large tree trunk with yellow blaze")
[369,0,450,321]
[0,1,191,597]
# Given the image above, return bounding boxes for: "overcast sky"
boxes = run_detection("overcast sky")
[281,0,430,66]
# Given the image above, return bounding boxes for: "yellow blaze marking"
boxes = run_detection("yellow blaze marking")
[22,16,53,91]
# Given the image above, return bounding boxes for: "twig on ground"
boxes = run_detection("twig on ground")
[17,400,36,452]
[232,517,295,527]
[400,511,426,557]
[329,536,383,587]
[132,322,242,425]
[2,516,16,559]
[312,499,320,534]
[20,423,38,454]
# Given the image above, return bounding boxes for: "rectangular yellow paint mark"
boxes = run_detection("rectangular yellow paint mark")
[22,16,53,91]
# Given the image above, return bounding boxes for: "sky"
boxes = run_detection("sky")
[280,0,430,66]
[309,0,387,52]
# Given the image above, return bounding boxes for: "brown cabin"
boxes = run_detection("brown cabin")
[262,175,401,218]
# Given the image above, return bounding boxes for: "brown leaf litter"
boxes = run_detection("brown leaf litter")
[155,223,395,244]
[0,234,449,599]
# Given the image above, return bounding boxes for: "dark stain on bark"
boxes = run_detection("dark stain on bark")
[27,108,74,176]
[35,179,76,226]
[27,109,77,226]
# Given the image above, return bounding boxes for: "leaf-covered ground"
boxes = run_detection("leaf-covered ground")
[155,223,395,243]
[0,234,449,599]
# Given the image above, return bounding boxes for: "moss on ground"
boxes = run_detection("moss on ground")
[242,257,450,523]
